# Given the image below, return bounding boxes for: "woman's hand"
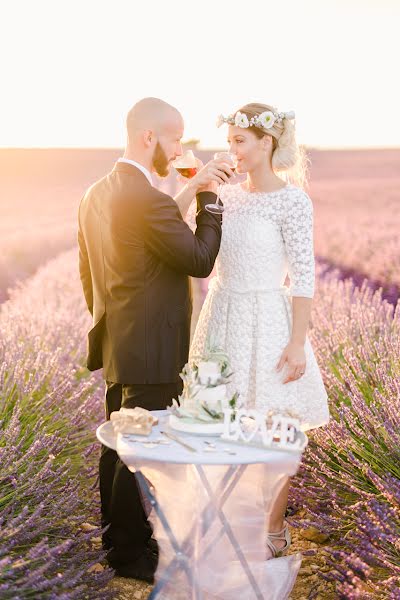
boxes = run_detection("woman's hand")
[191,158,235,194]
[276,341,306,384]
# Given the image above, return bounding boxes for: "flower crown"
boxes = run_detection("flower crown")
[216,109,295,130]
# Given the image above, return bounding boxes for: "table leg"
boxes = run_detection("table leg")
[196,465,265,600]
[135,466,243,599]
[136,464,294,600]
[134,470,202,598]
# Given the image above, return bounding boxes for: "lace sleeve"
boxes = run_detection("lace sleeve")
[185,198,197,233]
[281,189,315,298]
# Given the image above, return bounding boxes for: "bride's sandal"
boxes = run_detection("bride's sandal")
[266,522,292,558]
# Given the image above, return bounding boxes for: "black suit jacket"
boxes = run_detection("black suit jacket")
[78,161,222,384]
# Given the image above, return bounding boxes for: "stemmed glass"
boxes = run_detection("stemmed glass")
[172,150,198,179]
[205,152,238,214]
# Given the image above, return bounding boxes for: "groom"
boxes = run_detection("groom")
[78,98,224,581]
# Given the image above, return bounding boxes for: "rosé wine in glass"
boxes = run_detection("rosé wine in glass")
[172,150,198,179]
[205,152,238,214]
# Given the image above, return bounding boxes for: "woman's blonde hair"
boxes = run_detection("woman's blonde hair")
[236,102,309,188]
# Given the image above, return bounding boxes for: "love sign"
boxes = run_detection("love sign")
[221,409,303,450]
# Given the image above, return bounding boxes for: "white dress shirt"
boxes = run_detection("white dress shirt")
[117,157,152,185]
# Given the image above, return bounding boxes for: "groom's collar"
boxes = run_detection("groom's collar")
[114,157,153,185]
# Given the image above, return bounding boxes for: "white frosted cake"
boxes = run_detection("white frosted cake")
[168,352,240,436]
[167,348,306,451]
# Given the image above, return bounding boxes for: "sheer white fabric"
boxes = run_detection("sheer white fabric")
[138,462,302,600]
[111,412,305,600]
[188,183,330,431]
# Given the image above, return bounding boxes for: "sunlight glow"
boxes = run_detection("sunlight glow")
[0,0,398,148]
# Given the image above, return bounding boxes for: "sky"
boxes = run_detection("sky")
[0,0,399,149]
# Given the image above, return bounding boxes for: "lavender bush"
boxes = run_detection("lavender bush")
[0,249,113,599]
[312,177,400,295]
[289,267,400,599]
[0,222,76,303]
[2,247,399,598]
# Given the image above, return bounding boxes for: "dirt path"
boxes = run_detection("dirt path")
[107,527,336,599]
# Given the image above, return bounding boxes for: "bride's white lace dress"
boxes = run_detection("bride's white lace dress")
[187,182,330,431]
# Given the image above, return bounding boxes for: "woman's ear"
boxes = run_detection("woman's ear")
[262,135,273,152]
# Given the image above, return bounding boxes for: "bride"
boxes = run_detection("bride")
[176,102,330,558]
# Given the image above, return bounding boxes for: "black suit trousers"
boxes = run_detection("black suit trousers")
[100,380,182,567]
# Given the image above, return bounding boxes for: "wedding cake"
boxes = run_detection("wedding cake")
[168,349,240,435]
[168,347,306,451]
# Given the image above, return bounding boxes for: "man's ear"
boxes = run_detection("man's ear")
[143,129,153,148]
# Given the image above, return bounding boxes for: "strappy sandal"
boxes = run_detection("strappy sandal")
[266,521,292,558]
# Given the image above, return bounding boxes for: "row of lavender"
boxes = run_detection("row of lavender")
[0,221,76,303]
[311,177,400,303]
[0,250,113,599]
[290,266,400,599]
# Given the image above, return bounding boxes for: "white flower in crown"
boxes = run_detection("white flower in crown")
[216,114,225,128]
[257,111,276,129]
[284,110,296,120]
[235,111,249,128]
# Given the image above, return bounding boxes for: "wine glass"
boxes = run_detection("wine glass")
[172,150,198,179]
[205,152,238,214]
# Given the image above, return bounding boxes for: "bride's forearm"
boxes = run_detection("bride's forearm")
[290,297,312,345]
[174,180,198,218]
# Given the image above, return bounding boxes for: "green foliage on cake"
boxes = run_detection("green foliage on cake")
[169,345,240,424]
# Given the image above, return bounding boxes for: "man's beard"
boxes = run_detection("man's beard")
[152,141,170,177]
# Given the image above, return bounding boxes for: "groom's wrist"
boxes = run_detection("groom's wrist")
[189,179,217,195]
[189,181,215,195]
[196,191,218,211]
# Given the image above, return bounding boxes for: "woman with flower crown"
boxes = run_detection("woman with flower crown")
[176,102,330,560]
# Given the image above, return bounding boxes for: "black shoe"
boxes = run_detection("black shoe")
[147,537,159,558]
[112,549,157,583]
[102,535,112,552]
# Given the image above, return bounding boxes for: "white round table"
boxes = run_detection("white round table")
[97,410,306,600]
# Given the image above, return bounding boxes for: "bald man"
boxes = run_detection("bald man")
[78,98,231,581]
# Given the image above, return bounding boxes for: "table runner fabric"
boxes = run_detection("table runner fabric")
[98,410,304,599]
[130,462,302,599]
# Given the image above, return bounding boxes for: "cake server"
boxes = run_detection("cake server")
[160,430,198,453]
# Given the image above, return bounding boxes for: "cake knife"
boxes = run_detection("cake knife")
[160,430,198,453]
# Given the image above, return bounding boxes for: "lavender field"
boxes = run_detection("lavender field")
[0,250,113,598]
[310,149,400,304]
[0,149,120,301]
[1,148,399,599]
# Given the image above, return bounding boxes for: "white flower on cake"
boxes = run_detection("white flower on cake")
[168,344,241,434]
